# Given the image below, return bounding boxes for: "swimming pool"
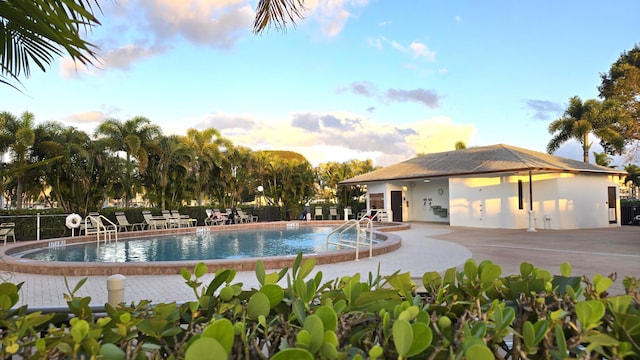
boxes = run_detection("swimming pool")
[0,222,405,276]
[19,226,371,262]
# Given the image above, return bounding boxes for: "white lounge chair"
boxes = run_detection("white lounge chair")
[314,207,323,220]
[0,223,16,246]
[142,211,166,230]
[205,209,223,225]
[329,206,339,220]
[115,212,144,231]
[171,210,196,227]
[236,209,250,223]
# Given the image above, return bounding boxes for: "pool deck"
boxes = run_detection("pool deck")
[3,222,639,308]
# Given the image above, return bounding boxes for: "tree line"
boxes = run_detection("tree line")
[0,113,377,215]
[546,44,640,196]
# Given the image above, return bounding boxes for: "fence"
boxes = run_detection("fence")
[0,213,71,241]
[621,203,640,225]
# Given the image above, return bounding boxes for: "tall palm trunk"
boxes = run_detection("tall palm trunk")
[16,177,23,209]
[582,133,591,163]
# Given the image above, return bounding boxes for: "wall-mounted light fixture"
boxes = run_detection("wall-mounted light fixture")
[423,179,431,183]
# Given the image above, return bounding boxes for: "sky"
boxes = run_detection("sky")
[2,0,639,167]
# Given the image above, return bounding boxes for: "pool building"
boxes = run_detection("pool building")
[341,144,626,230]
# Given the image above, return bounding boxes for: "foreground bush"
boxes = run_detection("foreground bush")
[1,254,639,359]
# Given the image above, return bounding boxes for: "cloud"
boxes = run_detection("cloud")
[138,0,254,48]
[339,81,442,109]
[304,0,370,37]
[524,99,564,121]
[201,111,257,130]
[63,111,108,124]
[199,110,471,166]
[348,81,378,97]
[62,0,254,75]
[101,44,168,70]
[371,38,436,62]
[60,58,95,79]
[62,0,372,75]
[384,88,440,108]
[408,41,436,61]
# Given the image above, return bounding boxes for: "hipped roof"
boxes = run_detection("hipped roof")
[340,144,626,185]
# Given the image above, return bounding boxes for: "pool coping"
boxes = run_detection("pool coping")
[0,221,408,276]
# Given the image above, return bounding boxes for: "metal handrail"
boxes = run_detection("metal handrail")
[325,219,373,261]
[86,214,118,244]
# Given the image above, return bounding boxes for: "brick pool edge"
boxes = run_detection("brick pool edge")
[0,221,408,276]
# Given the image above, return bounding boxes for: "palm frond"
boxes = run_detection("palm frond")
[253,0,306,34]
[1,0,103,88]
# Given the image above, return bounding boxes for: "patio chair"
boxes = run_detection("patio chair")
[115,212,144,231]
[205,209,224,226]
[236,209,250,223]
[82,212,99,236]
[171,210,197,227]
[329,206,339,220]
[0,222,16,246]
[161,210,180,228]
[344,207,355,220]
[314,207,324,220]
[142,211,166,230]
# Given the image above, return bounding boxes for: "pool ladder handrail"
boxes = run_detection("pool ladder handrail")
[325,218,374,261]
[85,214,118,245]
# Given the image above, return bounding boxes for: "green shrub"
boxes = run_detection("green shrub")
[1,255,638,359]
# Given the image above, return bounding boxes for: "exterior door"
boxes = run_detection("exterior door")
[608,187,617,224]
[391,191,403,222]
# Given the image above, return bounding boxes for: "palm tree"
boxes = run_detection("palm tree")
[0,111,36,208]
[145,135,192,210]
[31,121,108,213]
[593,151,615,168]
[624,163,640,199]
[181,128,232,205]
[95,116,161,207]
[1,0,102,89]
[547,96,603,163]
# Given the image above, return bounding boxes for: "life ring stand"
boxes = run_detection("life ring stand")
[66,213,83,229]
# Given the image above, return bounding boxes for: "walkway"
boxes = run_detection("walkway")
[3,223,639,308]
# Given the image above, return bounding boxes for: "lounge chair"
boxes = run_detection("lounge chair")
[344,207,355,220]
[171,210,196,227]
[329,206,339,220]
[236,209,250,223]
[314,207,324,220]
[115,212,144,231]
[0,223,16,246]
[205,209,226,226]
[161,210,180,228]
[142,211,166,230]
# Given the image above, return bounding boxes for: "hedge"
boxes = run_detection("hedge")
[0,254,638,359]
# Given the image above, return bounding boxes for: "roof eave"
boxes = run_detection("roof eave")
[340,167,627,185]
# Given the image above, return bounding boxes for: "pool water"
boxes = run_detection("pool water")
[20,226,373,263]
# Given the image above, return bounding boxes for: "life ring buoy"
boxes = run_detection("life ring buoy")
[66,213,82,229]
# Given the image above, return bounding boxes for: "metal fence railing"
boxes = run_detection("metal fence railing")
[0,213,71,241]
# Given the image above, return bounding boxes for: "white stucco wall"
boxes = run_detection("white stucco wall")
[447,173,621,230]
[449,176,525,228]
[534,174,620,229]
[366,172,621,229]
[406,180,450,223]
